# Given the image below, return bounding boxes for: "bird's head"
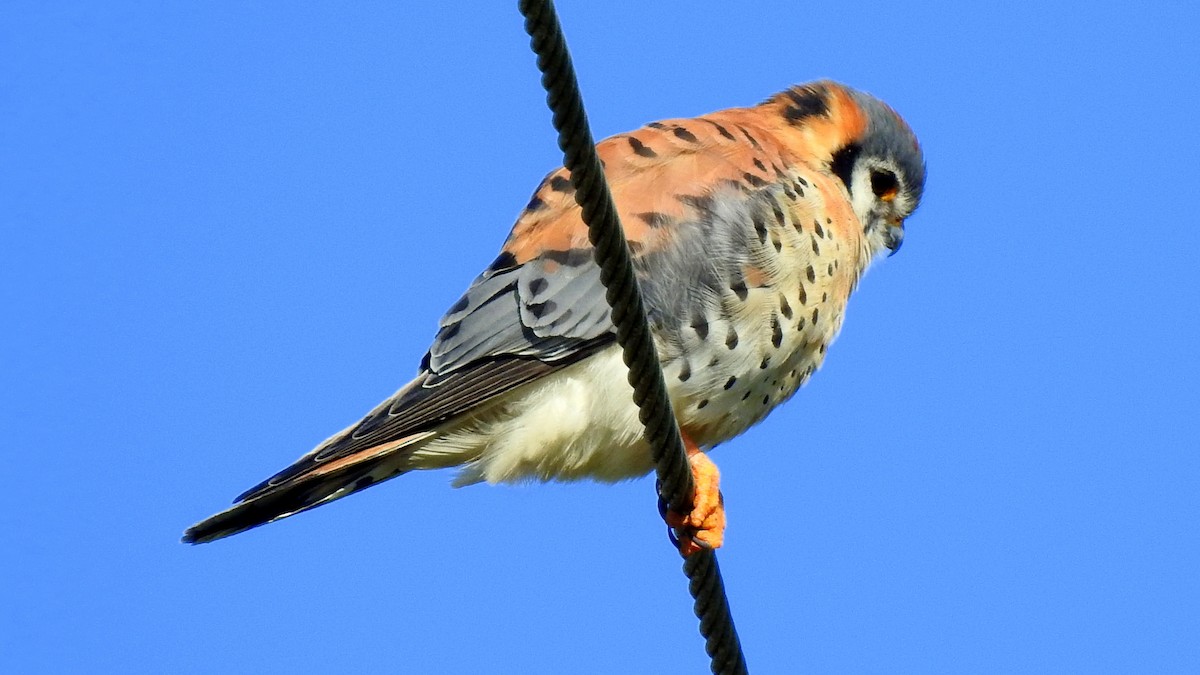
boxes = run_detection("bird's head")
[769,81,926,258]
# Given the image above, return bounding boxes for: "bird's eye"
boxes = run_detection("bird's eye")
[870,170,899,202]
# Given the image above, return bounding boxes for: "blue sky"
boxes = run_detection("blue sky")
[4,2,1198,673]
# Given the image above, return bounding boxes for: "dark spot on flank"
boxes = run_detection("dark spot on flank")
[753,158,766,172]
[819,342,828,354]
[526,196,546,211]
[742,390,752,401]
[647,121,667,129]
[725,326,739,349]
[673,126,699,143]
[806,265,816,283]
[772,202,787,226]
[743,172,767,188]
[678,360,692,382]
[697,399,709,409]
[528,300,557,319]
[796,176,809,187]
[448,295,470,314]
[762,394,770,405]
[797,317,806,330]
[706,120,736,140]
[760,356,770,369]
[354,475,376,490]
[549,176,574,193]
[814,221,825,238]
[812,307,820,324]
[782,184,797,200]
[752,213,768,242]
[827,218,833,224]
[628,136,657,158]
[779,295,793,319]
[528,277,549,296]
[782,87,830,124]
[771,232,782,252]
[636,211,673,228]
[811,238,821,255]
[798,283,808,305]
[793,181,805,198]
[692,314,710,340]
[731,277,749,300]
[724,376,737,390]
[821,292,828,303]
[770,314,783,347]
[827,263,834,276]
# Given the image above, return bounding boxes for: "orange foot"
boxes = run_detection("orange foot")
[663,434,726,557]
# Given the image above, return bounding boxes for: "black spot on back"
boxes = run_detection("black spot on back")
[628,136,657,158]
[549,176,575,193]
[528,277,549,296]
[488,251,517,272]
[439,321,461,340]
[706,119,737,141]
[541,247,593,266]
[725,326,739,349]
[528,300,557,319]
[673,126,699,143]
[739,126,762,150]
[782,87,830,124]
[636,212,673,228]
[743,172,767,188]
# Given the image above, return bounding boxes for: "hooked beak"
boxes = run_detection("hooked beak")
[885,222,905,256]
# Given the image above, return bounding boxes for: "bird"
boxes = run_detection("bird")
[183,80,925,554]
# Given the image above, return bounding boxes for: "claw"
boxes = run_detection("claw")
[658,437,726,557]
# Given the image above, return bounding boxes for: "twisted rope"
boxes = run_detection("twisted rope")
[517,2,747,672]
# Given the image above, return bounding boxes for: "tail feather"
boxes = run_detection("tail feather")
[182,434,431,544]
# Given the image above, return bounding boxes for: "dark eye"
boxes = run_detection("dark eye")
[870,169,899,201]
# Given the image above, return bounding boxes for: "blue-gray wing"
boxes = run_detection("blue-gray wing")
[424,247,615,378]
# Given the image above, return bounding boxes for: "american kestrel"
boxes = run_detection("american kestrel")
[184,81,925,554]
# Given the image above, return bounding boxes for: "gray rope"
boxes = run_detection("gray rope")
[517,2,747,672]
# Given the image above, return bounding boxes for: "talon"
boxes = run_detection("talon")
[661,435,726,557]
